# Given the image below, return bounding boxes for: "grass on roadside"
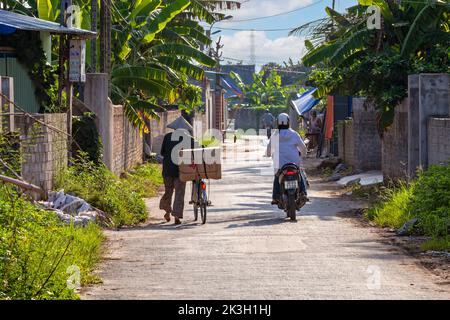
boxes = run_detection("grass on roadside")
[364,182,414,229]
[0,185,103,300]
[56,154,163,227]
[363,163,450,251]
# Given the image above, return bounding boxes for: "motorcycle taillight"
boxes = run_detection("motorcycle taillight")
[285,169,297,176]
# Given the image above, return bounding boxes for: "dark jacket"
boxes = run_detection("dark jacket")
[160,132,194,178]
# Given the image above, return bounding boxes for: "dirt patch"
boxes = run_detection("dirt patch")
[338,209,450,283]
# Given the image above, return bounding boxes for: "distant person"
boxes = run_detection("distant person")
[262,110,275,139]
[159,116,194,225]
[308,110,322,150]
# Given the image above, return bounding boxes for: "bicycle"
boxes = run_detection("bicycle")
[190,179,209,224]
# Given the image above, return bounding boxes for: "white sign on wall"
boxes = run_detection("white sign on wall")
[69,39,86,83]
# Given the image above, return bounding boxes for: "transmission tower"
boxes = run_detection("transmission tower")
[250,29,256,65]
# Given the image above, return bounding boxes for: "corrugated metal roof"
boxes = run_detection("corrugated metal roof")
[0,10,96,38]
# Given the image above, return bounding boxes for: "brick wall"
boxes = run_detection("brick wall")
[337,99,381,170]
[112,105,143,175]
[382,100,409,179]
[16,113,68,192]
[148,109,182,154]
[428,117,450,165]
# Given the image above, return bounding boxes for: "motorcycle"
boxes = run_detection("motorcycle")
[277,163,308,221]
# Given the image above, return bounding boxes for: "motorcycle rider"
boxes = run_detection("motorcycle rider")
[266,113,307,205]
[261,109,275,139]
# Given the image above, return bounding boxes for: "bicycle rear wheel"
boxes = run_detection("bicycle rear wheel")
[193,204,199,221]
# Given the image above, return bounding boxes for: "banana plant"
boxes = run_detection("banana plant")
[291,1,450,130]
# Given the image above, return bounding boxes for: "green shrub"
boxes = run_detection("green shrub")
[122,163,164,198]
[0,185,103,300]
[411,164,450,238]
[366,163,449,250]
[365,182,414,229]
[56,156,147,227]
[72,113,103,164]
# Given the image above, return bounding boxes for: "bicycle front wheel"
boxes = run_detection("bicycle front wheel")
[200,203,207,225]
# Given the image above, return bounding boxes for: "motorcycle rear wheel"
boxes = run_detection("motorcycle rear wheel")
[288,195,297,221]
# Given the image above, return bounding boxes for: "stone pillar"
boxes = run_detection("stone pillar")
[84,73,114,170]
[407,75,420,177]
[289,105,299,131]
[418,74,449,169]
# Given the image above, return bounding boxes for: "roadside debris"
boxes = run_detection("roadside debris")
[337,171,384,187]
[38,190,109,227]
[396,218,419,236]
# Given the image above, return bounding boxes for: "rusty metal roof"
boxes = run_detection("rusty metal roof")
[0,9,96,38]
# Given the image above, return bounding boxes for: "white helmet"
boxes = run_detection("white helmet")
[277,113,290,126]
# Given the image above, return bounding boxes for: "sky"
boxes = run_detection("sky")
[211,0,357,69]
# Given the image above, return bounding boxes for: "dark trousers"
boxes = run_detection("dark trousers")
[159,176,186,218]
[273,176,281,200]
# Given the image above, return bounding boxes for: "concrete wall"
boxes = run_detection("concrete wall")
[428,118,450,166]
[112,104,143,175]
[148,109,182,154]
[16,113,68,192]
[84,73,113,169]
[418,74,449,169]
[337,98,381,170]
[382,100,409,179]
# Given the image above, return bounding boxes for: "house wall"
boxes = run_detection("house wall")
[382,100,409,179]
[148,109,182,154]
[112,105,143,175]
[0,54,40,113]
[15,113,68,193]
[428,118,450,166]
[337,98,381,171]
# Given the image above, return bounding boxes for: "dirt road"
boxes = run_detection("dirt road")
[82,137,450,300]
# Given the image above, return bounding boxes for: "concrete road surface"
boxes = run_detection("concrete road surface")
[82,137,450,300]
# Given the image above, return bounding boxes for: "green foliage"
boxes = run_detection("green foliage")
[0,132,21,177]
[365,182,414,229]
[411,164,450,238]
[296,2,450,130]
[366,163,450,249]
[72,113,103,164]
[0,185,103,300]
[56,156,163,227]
[229,69,300,107]
[121,163,164,199]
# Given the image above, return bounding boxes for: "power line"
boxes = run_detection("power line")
[218,0,325,23]
[213,26,295,32]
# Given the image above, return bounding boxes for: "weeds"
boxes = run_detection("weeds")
[56,154,163,227]
[0,184,103,300]
[365,163,450,251]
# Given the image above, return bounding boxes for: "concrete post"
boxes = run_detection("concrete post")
[418,74,449,169]
[84,73,113,170]
[407,75,420,177]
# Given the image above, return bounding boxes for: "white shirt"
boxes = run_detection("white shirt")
[267,129,307,171]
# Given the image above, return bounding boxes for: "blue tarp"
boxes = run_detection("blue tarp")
[290,88,321,116]
[222,77,243,97]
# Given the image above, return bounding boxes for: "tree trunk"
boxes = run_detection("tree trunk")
[100,0,111,80]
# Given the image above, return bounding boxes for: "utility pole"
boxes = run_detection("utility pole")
[100,0,111,94]
[250,29,256,65]
[91,0,97,72]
